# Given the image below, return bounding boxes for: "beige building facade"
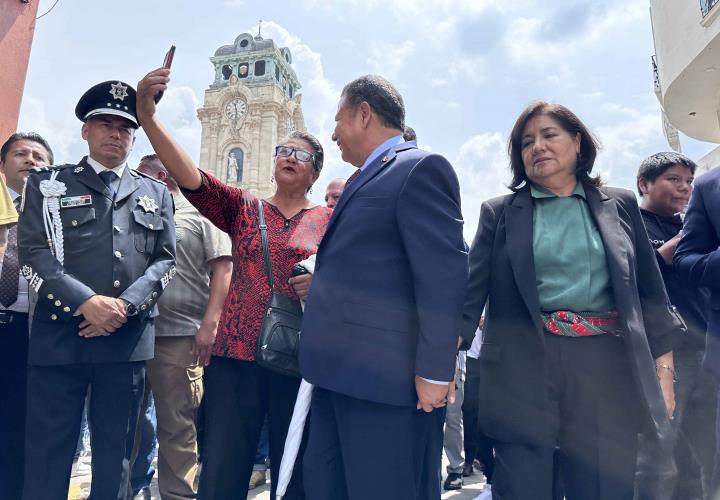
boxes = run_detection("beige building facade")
[197,32,306,197]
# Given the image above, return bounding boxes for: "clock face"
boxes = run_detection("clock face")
[225,98,247,120]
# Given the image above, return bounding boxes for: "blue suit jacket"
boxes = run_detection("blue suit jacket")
[675,167,720,376]
[299,142,468,407]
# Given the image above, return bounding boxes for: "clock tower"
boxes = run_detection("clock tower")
[197,31,306,196]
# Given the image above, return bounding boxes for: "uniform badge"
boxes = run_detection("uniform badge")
[137,195,158,213]
[74,166,84,173]
[109,81,129,101]
[60,195,92,208]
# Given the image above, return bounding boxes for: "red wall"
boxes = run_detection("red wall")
[0,0,41,144]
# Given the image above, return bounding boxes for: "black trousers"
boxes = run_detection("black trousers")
[303,387,444,500]
[23,361,145,500]
[493,334,641,500]
[197,356,305,500]
[462,356,495,483]
[0,314,29,500]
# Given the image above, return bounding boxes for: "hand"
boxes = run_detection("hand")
[78,295,127,336]
[288,273,312,301]
[415,376,451,413]
[657,232,682,265]
[658,368,676,418]
[136,68,170,125]
[191,323,217,367]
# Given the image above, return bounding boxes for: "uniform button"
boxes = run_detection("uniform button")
[54,300,61,307]
[71,220,78,227]
[140,304,147,311]
[152,292,157,298]
[148,224,154,229]
[51,314,57,320]
[114,251,122,259]
[47,293,54,300]
[113,280,121,288]
[114,225,121,233]
[63,306,71,312]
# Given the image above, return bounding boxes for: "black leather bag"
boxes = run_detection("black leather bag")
[254,200,302,378]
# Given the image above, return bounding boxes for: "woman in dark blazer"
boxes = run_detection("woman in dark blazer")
[460,101,685,500]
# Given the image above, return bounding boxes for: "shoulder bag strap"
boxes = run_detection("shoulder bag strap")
[257,199,274,290]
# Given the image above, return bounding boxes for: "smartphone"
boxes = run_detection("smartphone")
[154,44,176,103]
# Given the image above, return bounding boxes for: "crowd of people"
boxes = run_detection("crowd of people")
[0,64,717,500]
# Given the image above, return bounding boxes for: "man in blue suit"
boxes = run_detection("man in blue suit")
[674,165,720,493]
[300,75,468,499]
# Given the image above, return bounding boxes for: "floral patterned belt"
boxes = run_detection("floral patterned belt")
[541,310,624,338]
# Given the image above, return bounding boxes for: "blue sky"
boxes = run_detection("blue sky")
[19,0,717,240]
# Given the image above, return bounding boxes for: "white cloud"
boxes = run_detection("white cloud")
[453,132,511,241]
[222,0,245,7]
[17,94,82,164]
[366,40,416,80]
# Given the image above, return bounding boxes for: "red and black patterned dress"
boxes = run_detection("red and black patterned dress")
[182,171,332,361]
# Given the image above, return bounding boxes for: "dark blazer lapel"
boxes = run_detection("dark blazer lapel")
[585,185,631,303]
[74,158,113,201]
[115,167,141,204]
[323,142,413,238]
[505,187,543,334]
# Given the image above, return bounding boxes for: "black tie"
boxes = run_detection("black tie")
[0,200,21,307]
[98,170,117,198]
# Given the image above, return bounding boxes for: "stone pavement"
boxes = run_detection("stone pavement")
[68,452,490,499]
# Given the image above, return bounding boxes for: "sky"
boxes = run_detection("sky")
[19,0,718,241]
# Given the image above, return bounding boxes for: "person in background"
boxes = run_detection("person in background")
[324,178,346,209]
[673,158,720,496]
[443,352,467,491]
[460,101,684,500]
[0,132,52,500]
[137,154,232,500]
[635,152,714,500]
[136,67,332,500]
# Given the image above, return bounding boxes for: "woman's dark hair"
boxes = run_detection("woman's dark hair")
[279,131,324,173]
[508,101,602,191]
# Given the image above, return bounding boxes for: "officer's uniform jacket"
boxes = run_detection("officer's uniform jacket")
[18,157,176,365]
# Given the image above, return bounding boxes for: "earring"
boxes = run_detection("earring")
[308,186,313,194]
[270,175,275,184]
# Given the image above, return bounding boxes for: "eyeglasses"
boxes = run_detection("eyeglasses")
[274,145,314,163]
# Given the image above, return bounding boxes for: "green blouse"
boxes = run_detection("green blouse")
[530,181,614,313]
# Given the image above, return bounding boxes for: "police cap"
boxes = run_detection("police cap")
[75,80,139,128]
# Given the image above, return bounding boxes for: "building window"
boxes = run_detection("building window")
[221,65,233,80]
[240,39,249,48]
[239,63,249,78]
[289,85,294,98]
[255,60,266,77]
[227,148,244,184]
[275,66,280,81]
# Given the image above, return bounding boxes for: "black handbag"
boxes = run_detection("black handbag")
[254,199,303,378]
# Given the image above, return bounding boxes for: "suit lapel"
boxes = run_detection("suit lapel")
[505,187,543,334]
[74,158,113,201]
[115,167,141,204]
[323,142,414,239]
[585,186,631,299]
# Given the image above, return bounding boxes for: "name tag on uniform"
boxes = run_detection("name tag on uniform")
[60,195,92,208]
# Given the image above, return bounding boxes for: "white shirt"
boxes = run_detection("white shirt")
[87,156,126,192]
[467,327,483,359]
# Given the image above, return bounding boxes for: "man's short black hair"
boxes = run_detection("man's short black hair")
[341,75,405,131]
[403,126,416,142]
[636,152,697,195]
[1,132,54,164]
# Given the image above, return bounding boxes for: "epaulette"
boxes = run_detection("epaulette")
[29,164,73,175]
[131,168,167,185]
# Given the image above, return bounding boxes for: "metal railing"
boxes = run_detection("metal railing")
[701,0,719,17]
[652,55,661,93]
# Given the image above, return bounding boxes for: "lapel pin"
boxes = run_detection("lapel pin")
[382,156,388,162]
[74,166,84,173]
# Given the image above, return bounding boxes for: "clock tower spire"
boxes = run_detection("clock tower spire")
[196,31,306,195]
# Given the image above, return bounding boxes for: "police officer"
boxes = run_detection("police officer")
[18,80,176,500]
